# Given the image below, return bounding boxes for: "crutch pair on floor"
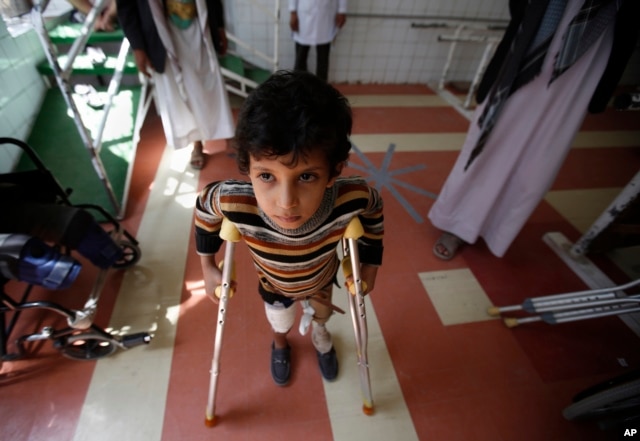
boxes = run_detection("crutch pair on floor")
[488,278,640,327]
[204,217,374,427]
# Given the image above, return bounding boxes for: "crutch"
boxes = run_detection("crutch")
[205,218,241,427]
[341,217,375,415]
[488,278,640,328]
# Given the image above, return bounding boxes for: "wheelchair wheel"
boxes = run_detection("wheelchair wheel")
[58,332,117,360]
[112,240,141,269]
[563,377,640,421]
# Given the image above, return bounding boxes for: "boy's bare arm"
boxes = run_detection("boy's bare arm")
[359,264,378,295]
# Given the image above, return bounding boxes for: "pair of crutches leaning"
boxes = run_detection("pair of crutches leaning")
[204,217,374,427]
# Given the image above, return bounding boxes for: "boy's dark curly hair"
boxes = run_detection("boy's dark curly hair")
[234,70,352,178]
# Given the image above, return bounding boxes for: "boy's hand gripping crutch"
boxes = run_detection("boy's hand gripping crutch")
[205,218,241,427]
[341,217,375,415]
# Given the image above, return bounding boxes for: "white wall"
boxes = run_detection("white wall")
[0,16,47,172]
[226,0,511,84]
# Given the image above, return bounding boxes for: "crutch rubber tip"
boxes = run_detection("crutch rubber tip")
[363,404,375,416]
[503,318,519,328]
[487,306,501,316]
[205,416,217,427]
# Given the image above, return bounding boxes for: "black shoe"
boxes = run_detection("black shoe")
[316,346,338,381]
[271,343,291,386]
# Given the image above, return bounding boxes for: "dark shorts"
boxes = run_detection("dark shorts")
[257,275,340,308]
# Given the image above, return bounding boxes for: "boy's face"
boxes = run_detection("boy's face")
[249,148,339,230]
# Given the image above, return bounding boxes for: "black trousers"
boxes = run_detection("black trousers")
[294,42,331,82]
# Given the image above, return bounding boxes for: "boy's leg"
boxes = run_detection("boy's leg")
[265,300,296,386]
[309,285,339,380]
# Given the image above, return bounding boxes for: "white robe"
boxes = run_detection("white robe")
[148,0,234,149]
[428,0,615,257]
[289,0,347,45]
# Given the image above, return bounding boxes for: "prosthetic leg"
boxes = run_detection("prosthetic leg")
[205,218,240,427]
[341,217,375,415]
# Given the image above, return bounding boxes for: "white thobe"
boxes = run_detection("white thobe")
[147,0,234,149]
[428,0,615,257]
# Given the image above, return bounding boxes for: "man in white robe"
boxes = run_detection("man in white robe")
[428,0,639,259]
[117,0,234,170]
[289,0,347,82]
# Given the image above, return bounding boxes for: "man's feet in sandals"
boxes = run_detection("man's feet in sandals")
[433,232,465,260]
[190,141,206,170]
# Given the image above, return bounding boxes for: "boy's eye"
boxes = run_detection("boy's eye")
[299,173,316,182]
[258,173,273,182]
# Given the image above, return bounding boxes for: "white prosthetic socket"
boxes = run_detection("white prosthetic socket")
[311,321,333,354]
[264,301,296,334]
[299,300,315,336]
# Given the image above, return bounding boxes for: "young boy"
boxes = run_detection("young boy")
[195,70,383,386]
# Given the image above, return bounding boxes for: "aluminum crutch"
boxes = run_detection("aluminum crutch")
[205,218,241,427]
[341,217,375,415]
[488,279,640,328]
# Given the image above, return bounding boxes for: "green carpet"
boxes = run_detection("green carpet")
[20,86,141,218]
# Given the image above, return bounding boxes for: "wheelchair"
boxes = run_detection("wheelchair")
[0,137,151,364]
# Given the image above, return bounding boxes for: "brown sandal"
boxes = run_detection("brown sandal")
[433,232,465,260]
[190,141,205,170]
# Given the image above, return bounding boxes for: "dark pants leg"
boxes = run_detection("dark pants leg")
[316,43,331,82]
[294,43,310,72]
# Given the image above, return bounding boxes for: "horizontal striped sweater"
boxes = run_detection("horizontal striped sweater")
[195,176,384,298]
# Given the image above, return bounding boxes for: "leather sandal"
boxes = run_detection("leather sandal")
[433,232,465,260]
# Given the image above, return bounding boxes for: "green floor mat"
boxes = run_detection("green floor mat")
[20,86,142,218]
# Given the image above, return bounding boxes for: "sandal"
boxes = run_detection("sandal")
[190,142,205,170]
[433,232,465,260]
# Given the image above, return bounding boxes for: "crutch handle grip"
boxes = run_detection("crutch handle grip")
[342,256,368,295]
[344,217,364,239]
[214,259,236,299]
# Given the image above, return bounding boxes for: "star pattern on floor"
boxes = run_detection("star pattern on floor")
[350,142,438,223]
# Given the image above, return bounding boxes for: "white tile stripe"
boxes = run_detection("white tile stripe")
[572,131,640,148]
[324,275,419,440]
[351,133,468,152]
[351,131,640,153]
[345,94,451,107]
[73,145,198,441]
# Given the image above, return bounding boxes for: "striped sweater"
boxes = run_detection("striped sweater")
[195,176,384,299]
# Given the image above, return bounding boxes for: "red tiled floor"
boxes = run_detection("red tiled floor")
[2,84,639,441]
